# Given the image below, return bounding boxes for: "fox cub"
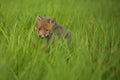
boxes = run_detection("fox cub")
[37,16,71,46]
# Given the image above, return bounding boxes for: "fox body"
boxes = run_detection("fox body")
[37,17,71,46]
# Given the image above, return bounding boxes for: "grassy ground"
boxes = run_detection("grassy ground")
[0,0,120,80]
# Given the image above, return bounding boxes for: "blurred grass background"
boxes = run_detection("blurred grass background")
[0,0,120,80]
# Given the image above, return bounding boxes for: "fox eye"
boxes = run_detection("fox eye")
[38,28,41,31]
[45,29,48,32]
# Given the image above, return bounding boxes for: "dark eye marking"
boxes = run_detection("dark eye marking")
[38,28,41,31]
[45,29,49,32]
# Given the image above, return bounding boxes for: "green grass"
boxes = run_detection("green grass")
[0,0,120,80]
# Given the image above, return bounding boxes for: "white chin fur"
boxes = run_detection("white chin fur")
[45,34,49,37]
[41,35,45,38]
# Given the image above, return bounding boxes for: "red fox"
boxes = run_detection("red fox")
[37,16,71,46]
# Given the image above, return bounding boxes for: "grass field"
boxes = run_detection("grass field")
[0,0,120,80]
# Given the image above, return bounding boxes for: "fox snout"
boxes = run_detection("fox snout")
[38,31,49,38]
[38,34,44,39]
[38,34,47,39]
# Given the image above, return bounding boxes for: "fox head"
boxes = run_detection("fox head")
[37,16,56,38]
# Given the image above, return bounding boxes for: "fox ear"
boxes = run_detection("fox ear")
[49,18,56,25]
[37,16,42,26]
[37,16,42,21]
